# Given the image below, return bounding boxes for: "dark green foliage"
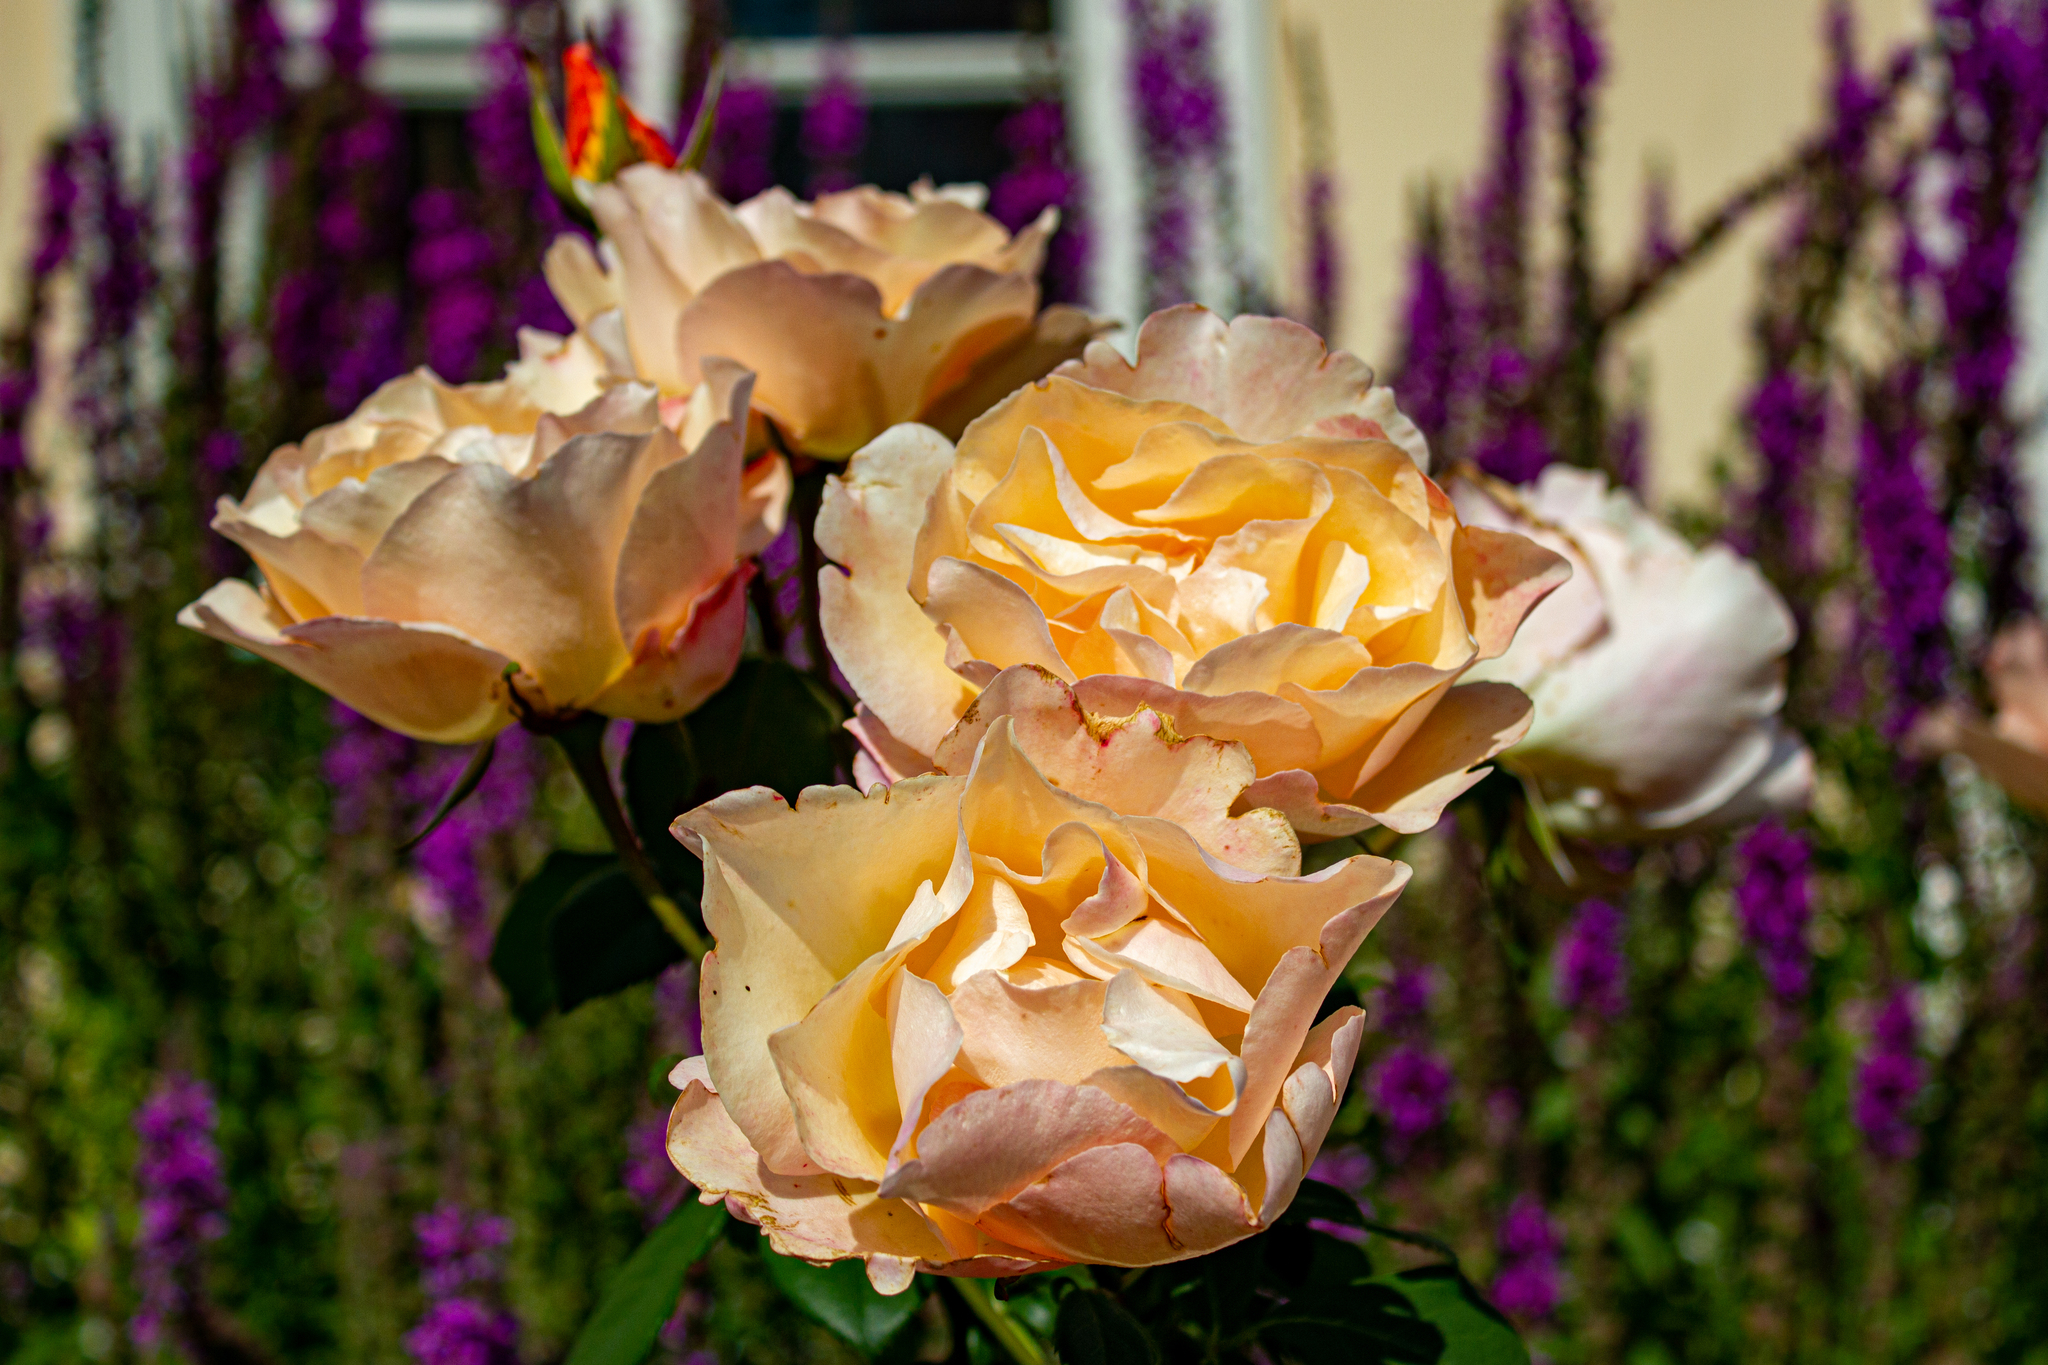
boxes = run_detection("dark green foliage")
[1052,1287,1160,1365]
[684,657,846,805]
[490,851,684,1025]
[565,1201,727,1365]
[759,1247,924,1355]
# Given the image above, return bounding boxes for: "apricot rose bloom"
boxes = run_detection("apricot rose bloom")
[818,305,1569,839]
[543,167,1105,458]
[1450,465,1812,837]
[179,357,786,743]
[665,670,1408,1290]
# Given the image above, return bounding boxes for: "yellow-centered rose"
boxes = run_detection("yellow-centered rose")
[179,355,786,742]
[819,305,1569,839]
[665,672,1407,1291]
[544,168,1106,458]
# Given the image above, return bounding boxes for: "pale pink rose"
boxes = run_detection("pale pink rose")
[818,304,1569,840]
[543,169,1107,458]
[664,679,1407,1291]
[1909,617,2048,813]
[179,358,787,742]
[1450,464,1812,837]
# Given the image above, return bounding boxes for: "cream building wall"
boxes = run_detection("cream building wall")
[1276,0,1927,511]
[0,0,79,331]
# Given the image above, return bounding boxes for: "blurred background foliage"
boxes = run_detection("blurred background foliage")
[2,0,2047,1362]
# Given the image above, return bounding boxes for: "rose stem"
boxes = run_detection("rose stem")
[548,713,709,962]
[949,1280,1051,1365]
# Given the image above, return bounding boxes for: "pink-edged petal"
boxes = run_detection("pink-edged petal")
[587,566,750,722]
[362,429,677,712]
[1160,1152,1262,1255]
[665,1074,952,1284]
[1278,1009,1365,1168]
[932,666,1300,876]
[678,778,966,1175]
[1054,304,1402,450]
[1343,680,1534,833]
[878,1078,1175,1218]
[923,557,1075,681]
[178,580,513,743]
[976,1142,1177,1266]
[819,424,979,760]
[1072,674,1325,776]
[947,971,1132,1090]
[611,367,752,652]
[1455,524,1572,661]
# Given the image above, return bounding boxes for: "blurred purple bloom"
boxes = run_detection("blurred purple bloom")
[1735,822,1814,1000]
[653,961,703,1057]
[405,1297,519,1365]
[416,1204,512,1301]
[468,34,575,336]
[712,81,779,204]
[1856,372,1950,728]
[1128,0,1225,310]
[130,1075,229,1350]
[1303,171,1341,340]
[993,99,1087,305]
[622,1117,687,1225]
[1376,964,1433,1038]
[1371,1045,1453,1146]
[1855,989,1923,1160]
[1491,1194,1562,1321]
[403,727,540,957]
[1554,899,1628,1020]
[411,188,498,382]
[323,0,370,82]
[1392,220,1457,443]
[802,52,866,195]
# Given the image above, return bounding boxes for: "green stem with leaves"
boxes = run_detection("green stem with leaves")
[548,713,708,961]
[950,1280,1051,1365]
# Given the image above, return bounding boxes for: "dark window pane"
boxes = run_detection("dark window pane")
[730,0,1048,37]
[768,102,1018,195]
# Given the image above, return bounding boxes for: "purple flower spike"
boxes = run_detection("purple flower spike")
[130,1075,229,1350]
[1371,1044,1454,1147]
[1554,899,1628,1020]
[1491,1193,1563,1321]
[1854,989,1924,1161]
[404,1298,520,1365]
[1734,822,1814,1001]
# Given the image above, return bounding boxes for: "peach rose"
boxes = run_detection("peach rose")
[1909,617,2048,813]
[818,304,1569,839]
[1450,465,1812,837]
[543,167,1106,458]
[179,357,787,743]
[665,675,1408,1291]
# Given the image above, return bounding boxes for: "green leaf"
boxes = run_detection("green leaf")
[1053,1287,1159,1365]
[1282,1178,1370,1229]
[490,850,615,1026]
[1255,1282,1444,1364]
[488,851,685,1025]
[685,658,845,804]
[622,721,701,888]
[564,1201,726,1365]
[551,865,686,1013]
[759,1248,921,1354]
[1387,1267,1529,1365]
[397,736,495,852]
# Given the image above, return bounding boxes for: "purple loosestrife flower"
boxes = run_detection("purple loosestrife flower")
[324,0,370,80]
[469,33,575,336]
[325,703,412,834]
[1854,989,1923,1160]
[993,99,1087,305]
[1376,964,1434,1038]
[1472,1,1534,339]
[0,139,80,476]
[712,82,779,204]
[622,1118,688,1225]
[1554,899,1628,1020]
[1128,0,1225,310]
[801,50,867,195]
[652,961,702,1057]
[1371,1045,1453,1148]
[129,1075,229,1350]
[1741,370,1825,571]
[1857,374,1951,728]
[1391,213,1457,444]
[410,188,498,382]
[1302,171,1341,341]
[1491,1194,1563,1321]
[1304,1146,1375,1240]
[1734,822,1814,1000]
[405,1298,519,1365]
[416,1204,511,1300]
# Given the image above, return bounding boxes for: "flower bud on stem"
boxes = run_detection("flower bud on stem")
[546,712,708,961]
